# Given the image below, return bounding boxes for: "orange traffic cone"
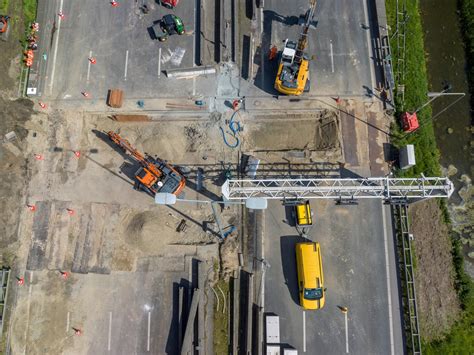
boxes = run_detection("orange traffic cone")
[38,102,47,109]
[58,11,65,19]
[73,151,81,158]
[34,154,44,160]
[66,208,75,216]
[88,57,96,64]
[60,271,69,280]
[17,277,25,286]
[332,96,342,105]
[73,327,82,336]
[111,0,119,7]
[82,91,90,98]
[27,204,36,212]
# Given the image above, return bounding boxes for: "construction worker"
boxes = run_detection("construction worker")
[268,45,278,61]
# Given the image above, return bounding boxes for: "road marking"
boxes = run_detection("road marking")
[250,37,255,80]
[344,311,349,353]
[303,311,306,352]
[49,0,64,94]
[158,48,162,77]
[382,205,395,355]
[86,50,92,83]
[147,311,151,351]
[107,312,112,351]
[23,275,33,355]
[363,0,377,91]
[66,311,70,332]
[330,41,335,73]
[124,50,129,81]
[260,6,265,87]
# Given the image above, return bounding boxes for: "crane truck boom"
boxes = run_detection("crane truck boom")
[274,0,317,95]
[107,131,186,196]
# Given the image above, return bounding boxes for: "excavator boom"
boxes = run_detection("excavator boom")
[274,0,316,96]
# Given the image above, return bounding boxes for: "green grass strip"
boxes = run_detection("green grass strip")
[386,0,474,351]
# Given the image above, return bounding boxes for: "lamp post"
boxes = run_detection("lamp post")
[155,193,267,240]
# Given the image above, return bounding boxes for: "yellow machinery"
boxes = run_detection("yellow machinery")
[295,242,325,310]
[274,0,317,95]
[295,200,312,226]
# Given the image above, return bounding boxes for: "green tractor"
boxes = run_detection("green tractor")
[153,14,185,42]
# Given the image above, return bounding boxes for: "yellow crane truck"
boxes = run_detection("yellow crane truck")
[274,0,317,95]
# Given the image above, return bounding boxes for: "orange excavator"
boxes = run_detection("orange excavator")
[107,131,186,196]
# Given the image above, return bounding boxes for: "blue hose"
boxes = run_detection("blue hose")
[220,110,241,148]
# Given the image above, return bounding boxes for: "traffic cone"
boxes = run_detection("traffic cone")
[27,204,36,212]
[82,91,90,98]
[17,277,25,286]
[58,11,65,19]
[73,327,82,336]
[38,102,47,109]
[110,0,119,7]
[34,154,44,160]
[60,271,69,280]
[73,151,81,158]
[88,57,96,64]
[66,208,75,216]
[332,96,342,105]
[338,305,348,314]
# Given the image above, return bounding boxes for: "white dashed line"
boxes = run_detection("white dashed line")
[345,311,349,353]
[124,50,129,81]
[147,311,151,352]
[330,41,335,73]
[66,311,70,332]
[303,311,306,352]
[158,48,162,77]
[107,312,112,351]
[49,0,64,94]
[86,50,92,83]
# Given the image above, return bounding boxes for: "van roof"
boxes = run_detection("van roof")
[296,242,322,288]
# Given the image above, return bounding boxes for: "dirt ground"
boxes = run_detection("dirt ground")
[0,0,35,266]
[410,199,461,341]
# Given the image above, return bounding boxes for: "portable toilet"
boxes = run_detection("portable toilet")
[399,145,416,170]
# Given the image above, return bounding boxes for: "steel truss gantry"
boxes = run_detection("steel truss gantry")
[221,177,454,202]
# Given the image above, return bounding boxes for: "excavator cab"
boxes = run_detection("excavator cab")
[135,167,159,188]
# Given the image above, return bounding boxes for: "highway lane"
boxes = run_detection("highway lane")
[35,0,216,100]
[264,199,403,354]
[252,0,376,97]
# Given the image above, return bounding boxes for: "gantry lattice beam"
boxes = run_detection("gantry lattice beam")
[221,177,454,201]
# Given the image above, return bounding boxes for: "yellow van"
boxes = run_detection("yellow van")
[294,200,312,226]
[295,242,325,310]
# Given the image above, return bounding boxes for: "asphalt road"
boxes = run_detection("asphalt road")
[263,199,404,354]
[33,0,216,100]
[245,0,376,97]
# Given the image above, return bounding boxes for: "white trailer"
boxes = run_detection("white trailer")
[266,315,280,344]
